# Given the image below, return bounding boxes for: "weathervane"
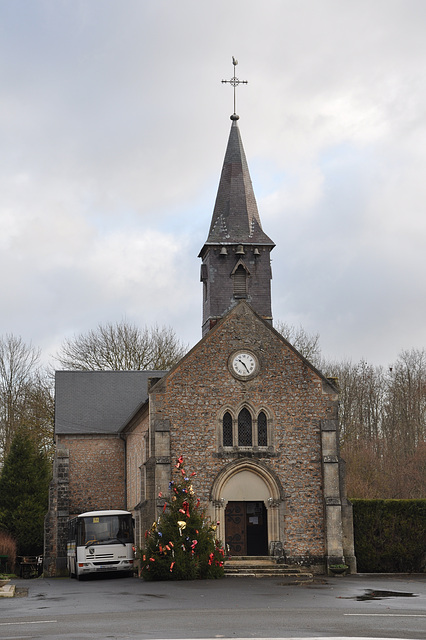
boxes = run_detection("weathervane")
[222,56,247,120]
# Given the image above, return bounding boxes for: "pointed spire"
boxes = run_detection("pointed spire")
[202,120,275,248]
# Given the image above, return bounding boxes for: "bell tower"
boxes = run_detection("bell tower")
[199,61,275,336]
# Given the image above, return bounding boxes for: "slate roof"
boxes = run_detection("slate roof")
[201,120,275,249]
[54,370,167,435]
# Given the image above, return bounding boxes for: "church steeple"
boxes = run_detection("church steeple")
[199,116,275,336]
[204,119,275,247]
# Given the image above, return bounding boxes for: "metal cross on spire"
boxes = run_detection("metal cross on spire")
[222,56,248,120]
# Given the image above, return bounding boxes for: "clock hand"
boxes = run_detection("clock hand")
[238,359,249,373]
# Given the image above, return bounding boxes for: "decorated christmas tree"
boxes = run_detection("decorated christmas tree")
[139,456,225,580]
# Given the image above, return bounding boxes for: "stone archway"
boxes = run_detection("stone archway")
[210,459,283,556]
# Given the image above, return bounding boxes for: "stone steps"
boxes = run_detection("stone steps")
[224,556,313,582]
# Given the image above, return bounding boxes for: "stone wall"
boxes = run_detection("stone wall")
[123,409,150,547]
[59,434,126,516]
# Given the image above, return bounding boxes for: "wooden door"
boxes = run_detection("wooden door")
[225,501,268,556]
[225,501,246,555]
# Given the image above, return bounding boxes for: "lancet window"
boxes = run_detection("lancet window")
[223,411,233,447]
[221,408,269,448]
[238,408,252,446]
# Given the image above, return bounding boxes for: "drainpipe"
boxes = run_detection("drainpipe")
[119,433,127,509]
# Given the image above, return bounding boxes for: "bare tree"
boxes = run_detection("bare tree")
[383,348,426,457]
[274,321,322,367]
[322,349,426,498]
[55,320,188,371]
[23,371,55,460]
[0,334,52,463]
[322,358,386,448]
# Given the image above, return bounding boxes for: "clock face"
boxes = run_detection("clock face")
[231,351,258,378]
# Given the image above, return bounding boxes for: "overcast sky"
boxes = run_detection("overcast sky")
[1,0,425,369]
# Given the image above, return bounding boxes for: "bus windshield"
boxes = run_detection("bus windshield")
[78,514,133,546]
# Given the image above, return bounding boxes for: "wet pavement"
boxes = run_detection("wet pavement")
[0,573,425,639]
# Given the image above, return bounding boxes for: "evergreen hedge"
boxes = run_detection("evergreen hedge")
[352,499,426,573]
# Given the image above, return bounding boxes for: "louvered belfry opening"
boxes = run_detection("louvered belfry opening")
[233,264,247,297]
[238,408,252,446]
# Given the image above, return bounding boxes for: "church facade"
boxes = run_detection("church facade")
[44,113,356,577]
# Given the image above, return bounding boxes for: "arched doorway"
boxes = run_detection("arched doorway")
[210,460,283,556]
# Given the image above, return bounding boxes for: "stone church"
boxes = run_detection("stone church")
[44,110,356,577]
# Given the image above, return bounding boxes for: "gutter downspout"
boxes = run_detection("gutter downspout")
[119,432,127,509]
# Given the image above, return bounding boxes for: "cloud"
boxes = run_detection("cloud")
[0,0,425,368]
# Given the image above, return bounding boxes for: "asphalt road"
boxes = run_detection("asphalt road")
[0,574,425,640]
